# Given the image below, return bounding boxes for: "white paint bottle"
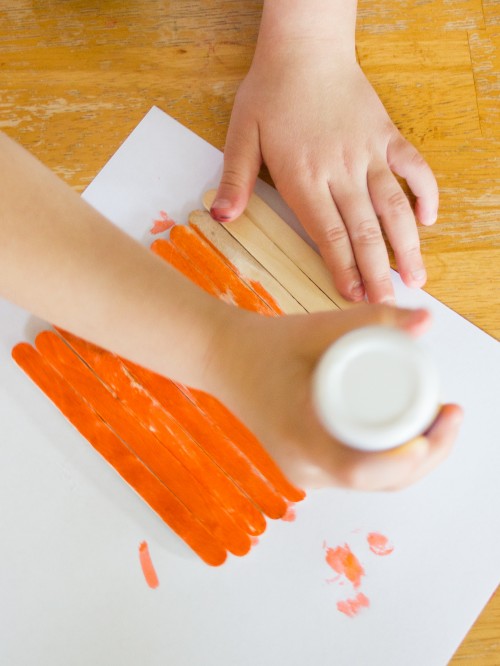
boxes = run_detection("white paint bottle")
[312,326,440,452]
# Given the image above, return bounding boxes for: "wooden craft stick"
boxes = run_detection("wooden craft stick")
[35,330,252,557]
[11,342,227,566]
[57,329,267,537]
[181,387,306,504]
[189,210,306,315]
[151,238,219,296]
[123,359,293,517]
[202,192,338,313]
[170,225,276,316]
[204,190,353,310]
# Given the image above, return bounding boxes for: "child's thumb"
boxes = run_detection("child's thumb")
[210,129,261,223]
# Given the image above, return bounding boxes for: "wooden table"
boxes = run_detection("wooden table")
[0,1,498,662]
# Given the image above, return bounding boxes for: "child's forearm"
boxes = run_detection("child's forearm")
[258,0,357,54]
[0,132,233,391]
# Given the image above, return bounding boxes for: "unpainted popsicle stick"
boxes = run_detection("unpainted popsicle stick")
[11,342,227,567]
[57,328,267,537]
[35,330,252,557]
[204,189,354,311]
[189,210,307,315]
[202,192,338,314]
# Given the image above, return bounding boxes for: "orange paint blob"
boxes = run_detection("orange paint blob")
[325,544,365,588]
[150,210,175,234]
[367,532,394,556]
[281,504,296,522]
[139,541,159,589]
[337,593,370,618]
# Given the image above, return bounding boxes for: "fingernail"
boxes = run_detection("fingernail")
[351,282,365,299]
[380,296,396,305]
[411,268,427,283]
[210,199,233,221]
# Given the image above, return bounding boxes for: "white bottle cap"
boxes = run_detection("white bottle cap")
[312,326,440,452]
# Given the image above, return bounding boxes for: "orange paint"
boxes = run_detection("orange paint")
[139,541,159,589]
[367,532,394,556]
[11,343,227,566]
[336,593,370,618]
[281,504,297,522]
[325,544,365,588]
[35,331,252,557]
[170,225,275,315]
[150,210,175,234]
[151,239,219,296]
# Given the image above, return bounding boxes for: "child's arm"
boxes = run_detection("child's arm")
[0,132,461,490]
[212,0,438,305]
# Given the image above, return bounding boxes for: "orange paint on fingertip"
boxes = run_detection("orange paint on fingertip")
[367,532,394,556]
[139,541,159,589]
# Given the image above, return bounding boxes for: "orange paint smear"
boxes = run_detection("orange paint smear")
[337,593,370,618]
[57,329,267,538]
[35,331,251,557]
[367,532,394,556]
[11,343,226,566]
[139,541,159,589]
[325,544,365,588]
[281,504,297,522]
[189,222,283,315]
[150,210,175,235]
[170,225,275,315]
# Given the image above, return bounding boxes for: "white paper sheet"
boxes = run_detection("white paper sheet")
[1,106,498,666]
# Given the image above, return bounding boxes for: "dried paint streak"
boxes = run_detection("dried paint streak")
[139,541,159,589]
[325,544,365,588]
[337,593,370,618]
[150,210,176,234]
[367,532,394,556]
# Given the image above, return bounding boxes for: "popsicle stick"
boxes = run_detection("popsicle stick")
[57,329,267,537]
[35,330,252,557]
[204,190,354,311]
[11,342,227,567]
[170,225,276,316]
[122,360,292,518]
[203,192,338,313]
[189,211,306,315]
[182,386,306,504]
[151,238,219,297]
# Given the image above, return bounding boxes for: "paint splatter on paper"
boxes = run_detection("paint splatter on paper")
[367,532,394,556]
[337,592,370,618]
[139,541,159,589]
[150,210,176,234]
[325,543,365,588]
[282,504,297,522]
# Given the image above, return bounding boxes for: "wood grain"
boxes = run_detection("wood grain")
[0,0,498,661]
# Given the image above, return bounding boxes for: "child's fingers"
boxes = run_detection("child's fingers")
[284,182,365,302]
[367,164,427,289]
[333,181,395,304]
[211,117,262,223]
[387,134,439,226]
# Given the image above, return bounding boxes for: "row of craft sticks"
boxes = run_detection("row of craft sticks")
[202,190,354,314]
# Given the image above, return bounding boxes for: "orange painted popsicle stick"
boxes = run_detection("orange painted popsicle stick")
[11,343,227,566]
[35,331,252,557]
[124,359,290,519]
[170,225,275,315]
[58,328,267,537]
[151,238,219,296]
[186,388,306,503]
[189,221,283,315]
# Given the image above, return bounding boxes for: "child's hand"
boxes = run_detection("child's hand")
[212,42,438,304]
[207,305,462,491]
